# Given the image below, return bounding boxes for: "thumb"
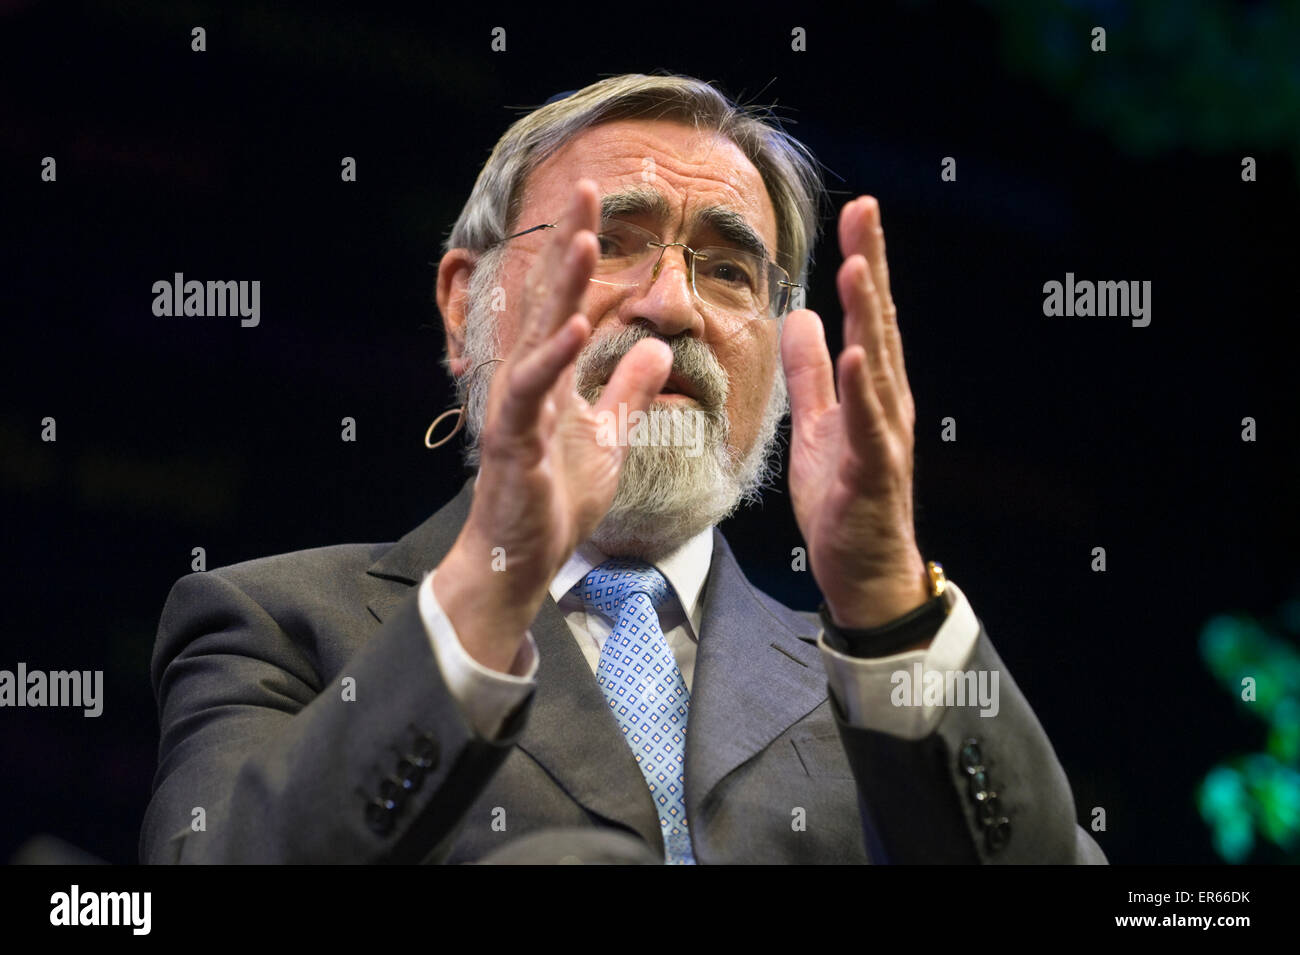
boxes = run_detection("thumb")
[781,309,836,429]
[593,337,673,419]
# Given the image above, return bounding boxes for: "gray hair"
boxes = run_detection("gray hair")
[444,72,827,285]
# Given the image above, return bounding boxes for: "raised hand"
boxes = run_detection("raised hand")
[435,180,672,671]
[780,196,930,632]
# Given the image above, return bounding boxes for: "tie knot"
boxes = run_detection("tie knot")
[578,559,671,618]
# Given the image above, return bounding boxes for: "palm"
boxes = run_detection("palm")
[789,387,912,585]
[473,325,670,589]
[789,402,851,556]
[463,180,671,592]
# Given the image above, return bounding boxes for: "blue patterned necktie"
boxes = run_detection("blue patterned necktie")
[578,559,696,865]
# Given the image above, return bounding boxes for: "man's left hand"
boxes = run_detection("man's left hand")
[781,195,930,631]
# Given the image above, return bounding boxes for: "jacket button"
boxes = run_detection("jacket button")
[985,816,1012,852]
[968,769,990,800]
[958,739,983,775]
[365,796,398,836]
[396,757,427,790]
[411,732,440,770]
[973,790,1001,826]
[379,775,414,806]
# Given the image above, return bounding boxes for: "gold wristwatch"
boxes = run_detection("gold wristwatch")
[926,560,948,599]
[818,559,951,656]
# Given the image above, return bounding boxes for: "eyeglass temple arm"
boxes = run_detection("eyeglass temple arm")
[497,223,557,244]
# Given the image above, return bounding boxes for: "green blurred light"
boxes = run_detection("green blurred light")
[1196,595,1300,861]
[1198,767,1254,863]
[981,0,1300,183]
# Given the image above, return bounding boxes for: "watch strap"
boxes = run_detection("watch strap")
[818,562,951,658]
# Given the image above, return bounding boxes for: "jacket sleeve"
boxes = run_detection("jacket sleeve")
[140,568,531,863]
[830,626,1107,864]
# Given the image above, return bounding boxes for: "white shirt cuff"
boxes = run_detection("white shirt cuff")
[418,570,538,740]
[817,580,982,740]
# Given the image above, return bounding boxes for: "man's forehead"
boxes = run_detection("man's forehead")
[521,118,776,243]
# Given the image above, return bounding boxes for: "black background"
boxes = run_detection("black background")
[1,0,1296,865]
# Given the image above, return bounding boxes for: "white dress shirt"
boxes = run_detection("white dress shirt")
[418,527,981,742]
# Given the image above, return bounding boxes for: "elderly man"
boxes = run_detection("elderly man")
[142,73,1105,864]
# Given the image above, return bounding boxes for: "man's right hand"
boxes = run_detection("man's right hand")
[433,179,672,673]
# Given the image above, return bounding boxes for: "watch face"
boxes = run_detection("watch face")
[926,561,947,598]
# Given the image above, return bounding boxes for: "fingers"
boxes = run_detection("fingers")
[492,180,602,442]
[837,345,890,466]
[520,180,601,348]
[837,253,907,431]
[593,337,673,420]
[838,196,910,397]
[839,197,894,307]
[497,313,591,438]
[780,308,836,425]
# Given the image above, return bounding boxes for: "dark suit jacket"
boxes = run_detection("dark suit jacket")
[141,478,1106,864]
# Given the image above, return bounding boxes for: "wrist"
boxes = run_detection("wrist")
[824,568,930,630]
[819,590,948,657]
[433,542,545,672]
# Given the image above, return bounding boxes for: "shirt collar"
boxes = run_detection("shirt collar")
[473,472,715,630]
[549,526,714,626]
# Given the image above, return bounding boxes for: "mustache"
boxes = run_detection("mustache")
[574,326,729,411]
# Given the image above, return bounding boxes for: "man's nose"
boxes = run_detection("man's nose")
[617,246,706,339]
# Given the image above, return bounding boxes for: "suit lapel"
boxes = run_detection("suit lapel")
[363,476,662,853]
[514,599,664,853]
[363,477,475,622]
[685,530,828,841]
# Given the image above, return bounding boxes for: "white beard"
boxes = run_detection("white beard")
[456,254,788,560]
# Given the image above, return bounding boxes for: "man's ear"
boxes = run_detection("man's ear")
[435,247,478,378]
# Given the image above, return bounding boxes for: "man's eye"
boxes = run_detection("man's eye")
[702,257,757,288]
[597,233,631,256]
